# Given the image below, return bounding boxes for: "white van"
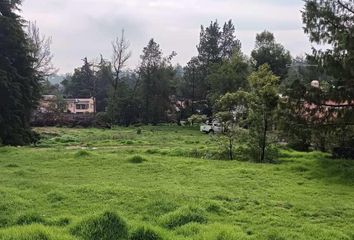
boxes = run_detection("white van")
[200,120,223,134]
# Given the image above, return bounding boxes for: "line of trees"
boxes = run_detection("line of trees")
[57,19,290,127]
[2,0,354,162]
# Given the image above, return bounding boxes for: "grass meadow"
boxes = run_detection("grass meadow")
[0,125,353,240]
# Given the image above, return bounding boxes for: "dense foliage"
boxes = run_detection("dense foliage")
[0,0,41,145]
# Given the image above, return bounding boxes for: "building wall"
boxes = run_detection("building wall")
[65,97,95,114]
[38,96,95,114]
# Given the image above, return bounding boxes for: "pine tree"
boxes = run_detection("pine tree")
[61,58,96,98]
[139,39,174,124]
[0,0,41,145]
[303,0,354,104]
[220,20,241,60]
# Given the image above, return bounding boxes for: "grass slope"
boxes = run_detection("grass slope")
[0,125,353,239]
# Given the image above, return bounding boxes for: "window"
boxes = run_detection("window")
[76,104,88,110]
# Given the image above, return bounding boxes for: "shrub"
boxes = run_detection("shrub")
[187,115,207,126]
[95,112,111,129]
[16,213,46,225]
[136,129,142,135]
[332,147,354,159]
[71,211,128,240]
[130,226,163,240]
[160,206,207,229]
[29,131,41,146]
[127,155,147,164]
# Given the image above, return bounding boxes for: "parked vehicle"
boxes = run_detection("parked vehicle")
[200,120,223,134]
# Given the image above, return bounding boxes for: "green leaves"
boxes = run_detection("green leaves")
[251,31,291,80]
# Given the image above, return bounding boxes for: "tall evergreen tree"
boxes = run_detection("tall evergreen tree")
[303,0,354,104]
[95,56,112,112]
[61,58,96,98]
[197,21,222,67]
[138,39,174,124]
[183,57,205,103]
[251,31,291,79]
[0,0,41,145]
[188,20,242,101]
[207,51,250,101]
[220,20,241,60]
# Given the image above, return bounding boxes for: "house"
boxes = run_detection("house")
[65,98,96,114]
[38,96,96,114]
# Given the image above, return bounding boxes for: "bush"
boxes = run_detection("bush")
[160,206,207,229]
[127,155,147,164]
[332,147,354,159]
[187,115,208,126]
[95,112,111,128]
[130,226,163,240]
[136,129,142,135]
[16,213,46,225]
[29,131,41,146]
[71,211,128,240]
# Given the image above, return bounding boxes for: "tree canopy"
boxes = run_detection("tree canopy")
[251,31,291,80]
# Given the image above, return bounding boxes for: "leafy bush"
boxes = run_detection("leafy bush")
[95,112,111,129]
[136,129,142,135]
[16,213,46,225]
[127,155,147,164]
[187,115,208,126]
[71,211,128,240]
[31,113,95,128]
[160,206,207,229]
[130,226,163,240]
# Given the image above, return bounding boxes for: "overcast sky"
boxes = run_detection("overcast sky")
[22,0,312,74]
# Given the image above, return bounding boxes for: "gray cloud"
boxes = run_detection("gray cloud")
[22,0,312,73]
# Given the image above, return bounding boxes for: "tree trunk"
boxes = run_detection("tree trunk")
[260,112,268,163]
[229,137,233,160]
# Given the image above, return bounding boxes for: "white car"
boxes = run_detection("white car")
[200,120,223,134]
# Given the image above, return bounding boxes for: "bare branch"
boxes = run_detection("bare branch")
[27,21,58,78]
[111,29,132,90]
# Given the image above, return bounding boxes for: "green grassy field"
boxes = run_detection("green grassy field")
[0,126,353,240]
